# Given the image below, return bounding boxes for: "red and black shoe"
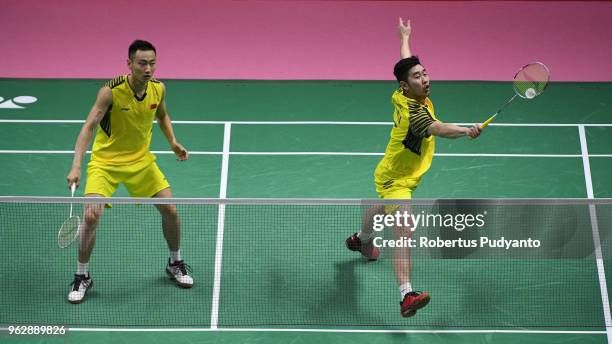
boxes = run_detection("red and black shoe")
[400,291,431,317]
[345,233,380,261]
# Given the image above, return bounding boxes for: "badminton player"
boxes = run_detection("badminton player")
[346,18,482,317]
[65,40,193,303]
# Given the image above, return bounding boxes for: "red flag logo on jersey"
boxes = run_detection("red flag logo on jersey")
[150,103,158,110]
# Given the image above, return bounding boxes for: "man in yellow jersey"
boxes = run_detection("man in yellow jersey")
[65,40,193,303]
[346,18,482,317]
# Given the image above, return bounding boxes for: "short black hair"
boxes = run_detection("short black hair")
[128,40,156,59]
[393,56,422,82]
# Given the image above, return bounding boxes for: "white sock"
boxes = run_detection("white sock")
[77,262,88,276]
[170,250,182,263]
[399,282,413,298]
[357,231,373,242]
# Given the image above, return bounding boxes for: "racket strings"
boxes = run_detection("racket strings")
[58,182,81,248]
[514,62,550,98]
[58,216,80,248]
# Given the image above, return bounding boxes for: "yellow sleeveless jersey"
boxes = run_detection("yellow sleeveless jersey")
[374,89,438,185]
[91,75,163,168]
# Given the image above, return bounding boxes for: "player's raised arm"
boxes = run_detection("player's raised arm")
[66,87,112,188]
[398,17,412,59]
[155,82,188,161]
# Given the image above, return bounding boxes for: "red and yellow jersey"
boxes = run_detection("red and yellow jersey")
[374,89,438,185]
[90,75,163,169]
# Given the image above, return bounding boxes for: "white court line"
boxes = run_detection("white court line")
[230,151,383,156]
[0,119,86,123]
[233,152,583,158]
[0,150,77,154]
[210,123,231,330]
[0,119,612,127]
[1,327,603,334]
[421,153,581,158]
[0,327,599,334]
[579,125,612,344]
[0,150,587,158]
[0,150,222,155]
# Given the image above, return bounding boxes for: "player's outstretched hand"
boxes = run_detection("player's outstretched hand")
[398,17,411,39]
[172,142,189,161]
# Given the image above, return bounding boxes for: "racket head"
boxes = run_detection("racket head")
[58,215,80,248]
[513,61,550,99]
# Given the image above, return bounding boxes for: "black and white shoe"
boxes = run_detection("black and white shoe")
[165,259,193,288]
[68,273,93,304]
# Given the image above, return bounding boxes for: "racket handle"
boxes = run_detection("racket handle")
[69,183,76,217]
[468,113,497,140]
[480,114,497,129]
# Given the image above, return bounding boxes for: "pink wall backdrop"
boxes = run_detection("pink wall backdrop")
[1,0,611,81]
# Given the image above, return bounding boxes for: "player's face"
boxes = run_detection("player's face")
[128,50,156,83]
[403,65,430,98]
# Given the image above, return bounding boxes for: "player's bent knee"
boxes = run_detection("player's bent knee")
[84,212,101,226]
[158,204,178,218]
[84,204,104,225]
[394,226,414,239]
